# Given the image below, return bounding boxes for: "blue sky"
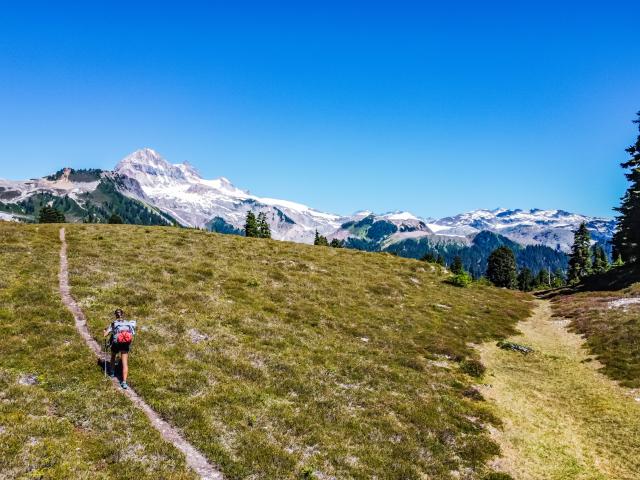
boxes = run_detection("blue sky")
[1,1,638,218]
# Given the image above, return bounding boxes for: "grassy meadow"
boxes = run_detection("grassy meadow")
[0,223,196,479]
[63,223,531,479]
[551,280,640,388]
[478,300,640,480]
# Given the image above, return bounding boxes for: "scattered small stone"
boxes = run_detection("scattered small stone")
[434,303,452,310]
[360,337,369,343]
[18,374,38,386]
[188,328,208,344]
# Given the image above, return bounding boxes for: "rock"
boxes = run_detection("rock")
[18,374,38,386]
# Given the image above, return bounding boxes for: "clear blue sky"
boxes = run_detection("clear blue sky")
[1,1,638,218]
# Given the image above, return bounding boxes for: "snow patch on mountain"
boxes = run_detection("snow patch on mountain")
[114,148,344,242]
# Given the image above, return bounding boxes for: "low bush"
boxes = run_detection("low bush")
[460,359,486,377]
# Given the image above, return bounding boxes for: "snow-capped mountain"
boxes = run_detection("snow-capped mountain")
[114,148,346,243]
[428,208,615,252]
[0,148,616,253]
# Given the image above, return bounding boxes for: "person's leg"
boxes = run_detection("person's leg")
[121,353,128,383]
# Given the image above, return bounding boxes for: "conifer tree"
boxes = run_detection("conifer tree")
[450,255,464,275]
[38,206,65,223]
[613,111,640,264]
[421,252,436,263]
[436,255,446,266]
[256,212,271,239]
[535,268,551,288]
[244,211,258,237]
[108,213,123,224]
[551,268,566,288]
[314,230,329,246]
[486,246,517,288]
[591,244,609,274]
[567,222,592,283]
[517,267,534,291]
[329,238,344,248]
[613,254,625,267]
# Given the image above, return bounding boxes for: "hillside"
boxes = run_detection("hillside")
[0,223,195,479]
[549,268,640,388]
[48,223,534,479]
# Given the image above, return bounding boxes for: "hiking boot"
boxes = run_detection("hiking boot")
[120,381,128,390]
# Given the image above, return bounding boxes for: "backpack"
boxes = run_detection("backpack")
[111,320,137,345]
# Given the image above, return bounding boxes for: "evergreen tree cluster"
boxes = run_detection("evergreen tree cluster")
[314,230,329,246]
[564,222,612,284]
[613,111,640,265]
[485,246,565,291]
[38,206,66,223]
[244,211,272,238]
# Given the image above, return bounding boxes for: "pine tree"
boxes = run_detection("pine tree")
[613,254,625,267]
[567,222,592,283]
[38,206,65,223]
[613,111,640,264]
[314,229,329,246]
[257,212,271,239]
[517,267,534,291]
[450,256,463,275]
[551,268,566,288]
[244,211,258,237]
[486,246,517,288]
[591,244,609,274]
[436,255,446,266]
[108,213,124,224]
[329,238,344,248]
[535,268,551,288]
[421,252,436,263]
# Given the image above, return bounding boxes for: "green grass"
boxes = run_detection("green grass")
[478,300,640,480]
[62,223,531,479]
[0,223,196,479]
[551,280,640,388]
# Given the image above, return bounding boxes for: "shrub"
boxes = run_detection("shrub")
[484,473,514,480]
[462,387,484,401]
[449,271,472,287]
[460,359,486,377]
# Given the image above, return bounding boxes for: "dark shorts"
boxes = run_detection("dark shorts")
[111,342,130,354]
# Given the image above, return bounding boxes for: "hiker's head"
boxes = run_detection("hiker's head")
[114,308,124,319]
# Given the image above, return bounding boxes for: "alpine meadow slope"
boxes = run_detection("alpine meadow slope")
[0,223,197,479]
[58,222,532,479]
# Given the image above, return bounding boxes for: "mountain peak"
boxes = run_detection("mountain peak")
[115,148,188,188]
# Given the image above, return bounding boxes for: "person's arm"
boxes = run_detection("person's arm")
[103,323,112,337]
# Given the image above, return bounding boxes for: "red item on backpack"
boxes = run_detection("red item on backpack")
[116,331,132,343]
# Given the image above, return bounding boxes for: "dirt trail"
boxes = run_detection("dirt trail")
[478,299,640,480]
[58,228,224,480]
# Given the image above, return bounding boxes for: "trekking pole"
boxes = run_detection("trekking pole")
[103,338,107,378]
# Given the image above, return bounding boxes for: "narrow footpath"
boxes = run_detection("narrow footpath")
[478,300,640,480]
[58,228,224,480]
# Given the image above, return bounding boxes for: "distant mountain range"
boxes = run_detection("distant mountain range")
[0,148,616,274]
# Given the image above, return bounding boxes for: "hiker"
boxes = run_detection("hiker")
[103,308,136,390]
